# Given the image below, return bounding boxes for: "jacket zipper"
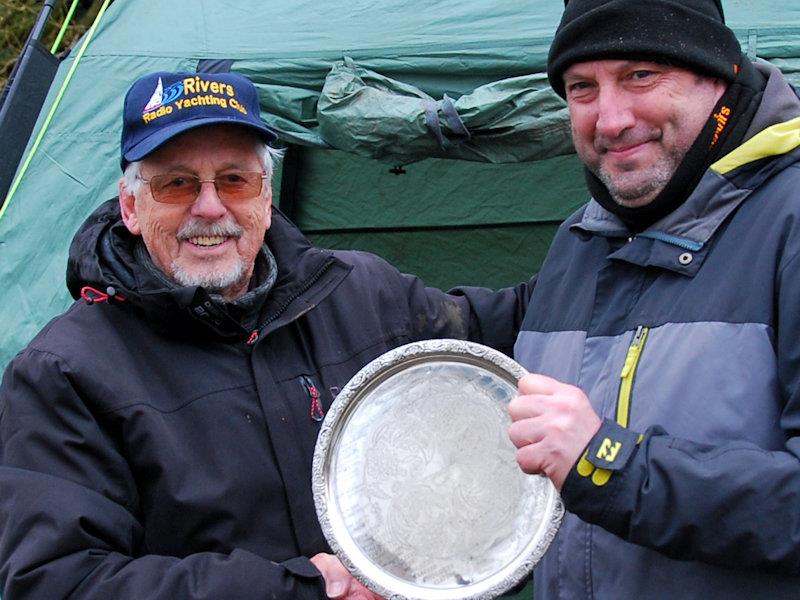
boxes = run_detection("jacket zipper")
[616,325,649,428]
[246,258,336,346]
[579,325,649,487]
[635,231,704,252]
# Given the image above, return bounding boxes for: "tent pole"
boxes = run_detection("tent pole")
[0,1,62,205]
[0,0,113,218]
[51,0,83,54]
[29,1,60,42]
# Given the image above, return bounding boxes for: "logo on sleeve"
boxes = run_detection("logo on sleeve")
[595,437,622,463]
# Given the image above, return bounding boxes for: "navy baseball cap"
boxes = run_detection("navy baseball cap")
[120,71,278,169]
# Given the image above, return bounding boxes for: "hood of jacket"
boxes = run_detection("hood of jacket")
[66,198,344,341]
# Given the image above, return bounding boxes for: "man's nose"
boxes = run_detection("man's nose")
[190,181,227,219]
[595,87,636,139]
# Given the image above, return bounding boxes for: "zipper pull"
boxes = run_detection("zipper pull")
[620,326,647,378]
[246,330,259,345]
[616,325,650,429]
[302,375,325,422]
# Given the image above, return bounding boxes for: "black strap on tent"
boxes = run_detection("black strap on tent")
[423,95,470,150]
[2,0,113,218]
[0,1,57,111]
[302,218,564,236]
[196,59,235,73]
[440,95,471,144]
[0,1,60,206]
[277,145,303,221]
[423,99,446,148]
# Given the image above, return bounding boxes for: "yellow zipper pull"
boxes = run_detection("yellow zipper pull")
[616,326,649,428]
[620,326,646,377]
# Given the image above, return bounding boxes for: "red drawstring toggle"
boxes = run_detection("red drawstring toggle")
[302,376,325,422]
[80,286,126,304]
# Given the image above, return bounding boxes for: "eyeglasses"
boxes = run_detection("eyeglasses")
[137,171,268,204]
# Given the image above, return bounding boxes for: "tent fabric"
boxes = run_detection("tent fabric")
[317,58,574,164]
[289,150,588,292]
[1,0,800,370]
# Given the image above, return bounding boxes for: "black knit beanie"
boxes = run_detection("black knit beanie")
[547,0,743,98]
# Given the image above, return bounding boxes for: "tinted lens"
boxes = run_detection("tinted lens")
[149,174,199,204]
[148,172,265,204]
[215,171,264,201]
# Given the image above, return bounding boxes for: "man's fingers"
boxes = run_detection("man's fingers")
[518,372,564,395]
[345,582,384,600]
[509,374,566,421]
[508,419,543,448]
[515,443,546,475]
[508,394,541,421]
[310,553,352,598]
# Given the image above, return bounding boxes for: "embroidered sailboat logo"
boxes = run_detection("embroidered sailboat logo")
[142,77,184,114]
[143,77,163,113]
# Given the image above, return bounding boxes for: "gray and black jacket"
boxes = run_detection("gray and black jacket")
[518,62,800,599]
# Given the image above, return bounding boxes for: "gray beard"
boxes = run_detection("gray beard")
[591,146,685,208]
[170,259,247,294]
[595,166,668,207]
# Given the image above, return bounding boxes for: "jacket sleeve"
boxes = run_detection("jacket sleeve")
[449,279,535,356]
[562,423,800,573]
[561,249,800,573]
[0,348,326,600]
[336,248,534,354]
[398,269,535,355]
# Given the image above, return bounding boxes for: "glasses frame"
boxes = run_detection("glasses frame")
[136,171,268,204]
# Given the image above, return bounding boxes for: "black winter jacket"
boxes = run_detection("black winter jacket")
[0,199,531,599]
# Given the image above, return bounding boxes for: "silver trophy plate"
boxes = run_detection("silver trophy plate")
[312,339,564,600]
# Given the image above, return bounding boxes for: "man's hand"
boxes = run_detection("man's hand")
[310,553,385,599]
[508,373,602,490]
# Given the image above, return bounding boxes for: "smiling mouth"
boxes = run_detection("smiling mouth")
[605,140,650,154]
[189,236,228,247]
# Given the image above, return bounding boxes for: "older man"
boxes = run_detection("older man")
[0,71,530,600]
[508,0,800,598]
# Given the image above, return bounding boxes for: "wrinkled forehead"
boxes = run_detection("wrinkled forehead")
[142,124,263,170]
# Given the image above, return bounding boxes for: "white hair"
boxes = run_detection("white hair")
[122,138,283,199]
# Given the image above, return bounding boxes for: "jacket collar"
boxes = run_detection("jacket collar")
[571,171,749,276]
[256,209,352,337]
[67,200,352,340]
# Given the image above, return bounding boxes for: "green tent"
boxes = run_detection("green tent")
[1,1,799,368]
[0,1,799,598]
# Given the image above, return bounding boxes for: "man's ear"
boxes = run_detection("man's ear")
[119,177,141,235]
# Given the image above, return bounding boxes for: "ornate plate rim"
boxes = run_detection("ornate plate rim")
[312,339,564,600]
